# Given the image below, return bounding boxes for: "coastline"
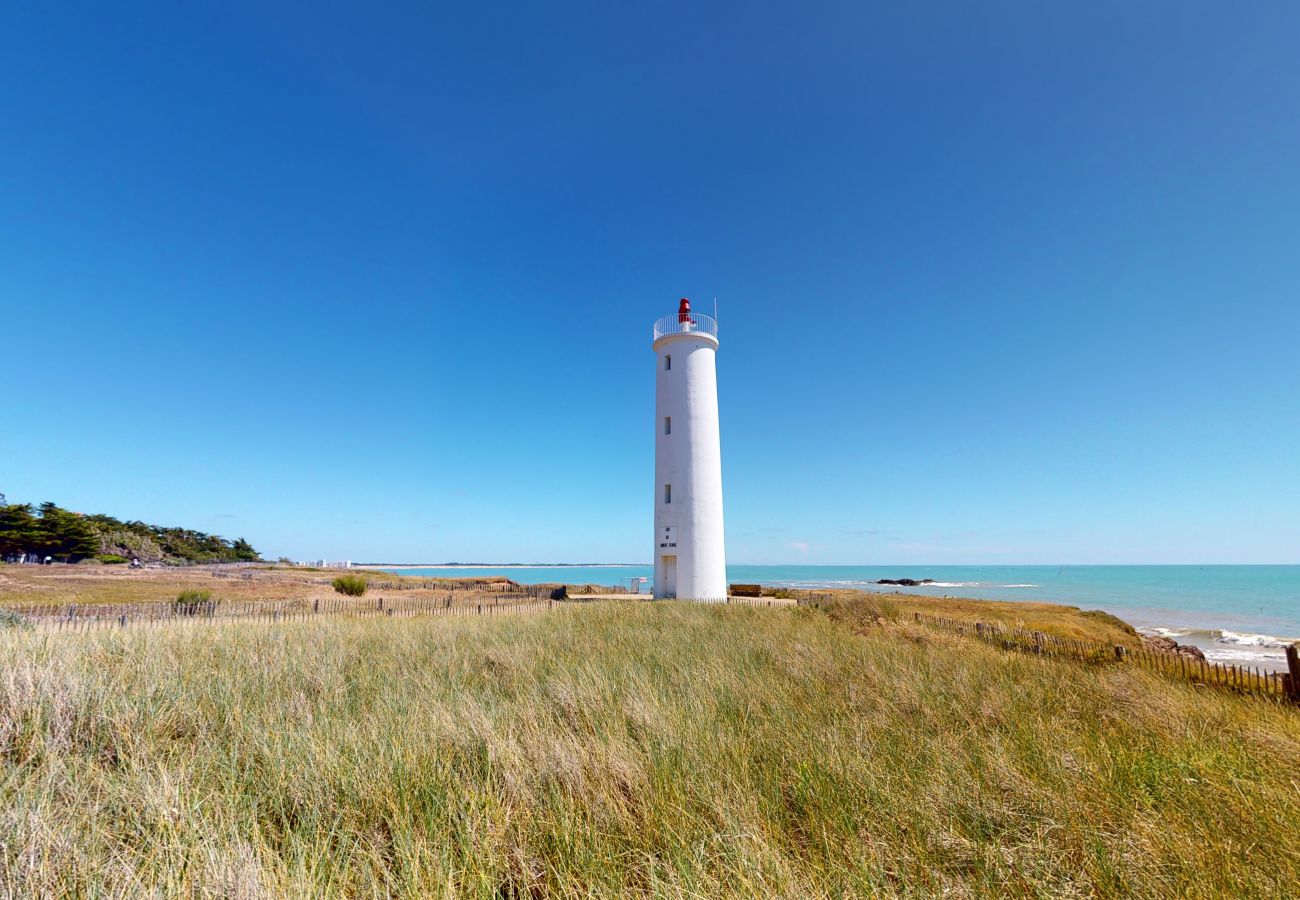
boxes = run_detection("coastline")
[1132,625,1295,671]
[366,563,1299,673]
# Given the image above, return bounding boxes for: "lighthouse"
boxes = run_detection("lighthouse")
[652,298,726,601]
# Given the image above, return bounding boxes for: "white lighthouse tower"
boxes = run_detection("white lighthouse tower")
[652,298,726,601]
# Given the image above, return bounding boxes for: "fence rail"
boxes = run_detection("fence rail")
[725,595,798,608]
[12,592,575,634]
[912,612,1299,705]
[7,586,800,634]
[6,582,576,627]
[652,312,719,341]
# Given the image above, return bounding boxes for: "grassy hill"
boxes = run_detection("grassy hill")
[1,601,1296,897]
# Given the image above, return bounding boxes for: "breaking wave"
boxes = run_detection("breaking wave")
[1140,626,1192,639]
[1216,630,1293,649]
[1139,626,1296,655]
[1204,646,1287,664]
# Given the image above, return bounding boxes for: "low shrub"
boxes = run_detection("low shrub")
[332,574,368,597]
[173,589,216,616]
[96,554,128,565]
[0,609,32,630]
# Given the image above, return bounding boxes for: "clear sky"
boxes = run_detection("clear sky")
[2,2,1297,564]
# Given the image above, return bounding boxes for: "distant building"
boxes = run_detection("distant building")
[298,559,352,568]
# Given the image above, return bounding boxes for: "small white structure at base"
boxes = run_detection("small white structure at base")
[652,299,726,601]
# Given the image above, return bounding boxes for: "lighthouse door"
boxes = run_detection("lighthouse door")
[661,555,677,598]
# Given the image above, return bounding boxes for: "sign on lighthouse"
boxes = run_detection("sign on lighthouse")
[652,298,726,601]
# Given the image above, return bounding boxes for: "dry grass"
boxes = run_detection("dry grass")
[0,566,1139,647]
[1,602,1296,897]
[0,564,527,612]
[0,563,349,607]
[807,588,1143,646]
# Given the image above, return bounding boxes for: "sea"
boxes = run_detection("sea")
[373,564,1300,672]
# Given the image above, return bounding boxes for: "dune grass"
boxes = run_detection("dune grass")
[811,589,1144,646]
[1,602,1297,897]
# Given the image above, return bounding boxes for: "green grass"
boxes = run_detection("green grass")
[0,603,1296,897]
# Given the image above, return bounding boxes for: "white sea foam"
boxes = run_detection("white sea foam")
[1002,583,1039,588]
[1215,630,1293,649]
[1138,626,1192,639]
[1204,646,1286,665]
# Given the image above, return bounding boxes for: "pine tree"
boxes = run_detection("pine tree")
[0,502,38,556]
[34,502,99,560]
[231,537,261,561]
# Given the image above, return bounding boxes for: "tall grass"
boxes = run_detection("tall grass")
[0,604,1296,897]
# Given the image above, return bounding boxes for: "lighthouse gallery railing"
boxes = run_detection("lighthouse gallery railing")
[652,312,719,341]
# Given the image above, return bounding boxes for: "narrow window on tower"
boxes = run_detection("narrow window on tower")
[664,416,671,435]
[665,355,671,371]
[664,484,672,504]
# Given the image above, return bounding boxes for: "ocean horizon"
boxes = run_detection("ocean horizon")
[373,563,1300,671]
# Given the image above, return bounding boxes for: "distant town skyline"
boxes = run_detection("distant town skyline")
[2,3,1297,564]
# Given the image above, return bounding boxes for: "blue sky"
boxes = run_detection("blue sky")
[2,2,1297,564]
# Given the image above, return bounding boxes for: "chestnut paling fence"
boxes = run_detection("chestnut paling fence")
[911,612,1300,705]
[723,595,799,608]
[11,586,571,634]
[19,591,791,632]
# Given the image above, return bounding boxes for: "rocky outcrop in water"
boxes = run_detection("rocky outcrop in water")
[875,578,935,587]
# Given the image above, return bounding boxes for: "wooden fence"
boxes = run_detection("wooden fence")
[6,581,574,628]
[725,595,798,608]
[204,570,621,596]
[912,612,1300,705]
[16,592,567,634]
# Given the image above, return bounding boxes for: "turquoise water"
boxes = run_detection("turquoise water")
[374,564,1300,667]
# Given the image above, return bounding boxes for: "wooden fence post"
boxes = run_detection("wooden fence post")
[1285,644,1300,703]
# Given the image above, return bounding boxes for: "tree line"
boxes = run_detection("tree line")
[0,496,260,564]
